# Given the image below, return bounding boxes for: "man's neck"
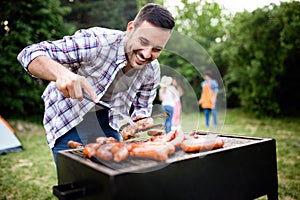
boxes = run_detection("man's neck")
[122,64,133,73]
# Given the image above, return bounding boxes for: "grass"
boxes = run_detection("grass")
[0,122,56,200]
[0,109,299,199]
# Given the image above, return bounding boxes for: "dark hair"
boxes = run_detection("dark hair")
[203,70,213,78]
[134,3,175,30]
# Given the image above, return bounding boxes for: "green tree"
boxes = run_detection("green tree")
[155,0,228,113]
[221,1,300,116]
[159,0,226,93]
[60,0,139,30]
[0,0,74,120]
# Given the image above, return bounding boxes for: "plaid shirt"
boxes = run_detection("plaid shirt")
[17,27,160,148]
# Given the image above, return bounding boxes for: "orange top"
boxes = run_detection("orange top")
[200,84,213,109]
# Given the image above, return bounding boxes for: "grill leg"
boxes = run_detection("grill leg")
[267,191,278,200]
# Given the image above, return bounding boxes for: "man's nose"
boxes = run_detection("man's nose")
[141,47,152,59]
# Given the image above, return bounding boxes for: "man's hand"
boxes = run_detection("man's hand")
[55,73,97,102]
[28,56,98,102]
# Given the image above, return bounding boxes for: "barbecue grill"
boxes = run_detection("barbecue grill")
[53,133,278,200]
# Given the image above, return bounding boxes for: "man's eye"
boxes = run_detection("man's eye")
[140,40,148,46]
[153,48,162,52]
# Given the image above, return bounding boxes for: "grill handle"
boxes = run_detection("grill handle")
[53,183,89,200]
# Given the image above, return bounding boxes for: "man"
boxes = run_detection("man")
[17,3,175,163]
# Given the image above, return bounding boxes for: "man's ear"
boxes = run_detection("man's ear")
[126,21,134,31]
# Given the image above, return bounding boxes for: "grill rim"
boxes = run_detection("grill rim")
[59,133,275,175]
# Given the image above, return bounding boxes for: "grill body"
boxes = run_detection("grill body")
[54,134,278,200]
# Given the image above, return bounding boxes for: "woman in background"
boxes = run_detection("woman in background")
[171,79,183,130]
[159,76,177,133]
[198,71,219,128]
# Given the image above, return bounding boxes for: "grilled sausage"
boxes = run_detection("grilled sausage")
[130,146,169,161]
[83,143,101,158]
[150,130,176,143]
[181,136,224,152]
[121,125,139,140]
[96,143,114,161]
[67,140,83,149]
[147,130,165,136]
[96,137,117,144]
[130,142,175,161]
[169,130,185,148]
[95,143,129,162]
[113,144,129,162]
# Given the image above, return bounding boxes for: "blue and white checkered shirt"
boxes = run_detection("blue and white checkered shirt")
[17,27,160,148]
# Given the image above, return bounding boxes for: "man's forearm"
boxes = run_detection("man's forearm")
[28,56,71,82]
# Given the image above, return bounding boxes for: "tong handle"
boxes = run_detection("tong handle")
[132,112,170,123]
[136,123,165,132]
[152,112,170,119]
[83,93,110,110]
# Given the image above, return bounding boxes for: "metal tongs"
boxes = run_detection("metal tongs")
[83,93,168,135]
[119,112,169,140]
[83,93,111,110]
[83,94,135,128]
[119,112,169,132]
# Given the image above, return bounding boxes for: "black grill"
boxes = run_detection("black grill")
[53,133,278,200]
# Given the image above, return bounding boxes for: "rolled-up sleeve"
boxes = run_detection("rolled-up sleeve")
[17,28,101,77]
[17,44,48,77]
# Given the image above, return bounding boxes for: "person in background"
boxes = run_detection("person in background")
[159,76,177,133]
[198,71,219,128]
[17,3,175,164]
[171,79,183,130]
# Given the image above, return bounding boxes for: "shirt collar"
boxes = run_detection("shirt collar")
[116,32,127,67]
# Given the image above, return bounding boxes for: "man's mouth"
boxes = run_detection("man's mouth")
[136,53,146,63]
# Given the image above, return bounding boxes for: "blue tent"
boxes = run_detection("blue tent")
[0,116,23,154]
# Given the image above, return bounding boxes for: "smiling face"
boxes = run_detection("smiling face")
[124,21,172,71]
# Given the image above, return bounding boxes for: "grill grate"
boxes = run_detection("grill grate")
[67,134,260,172]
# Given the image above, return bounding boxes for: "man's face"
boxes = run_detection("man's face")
[124,21,172,70]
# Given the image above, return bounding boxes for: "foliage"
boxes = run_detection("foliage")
[159,0,227,95]
[1,0,300,119]
[60,0,139,31]
[220,1,300,116]
[158,0,228,112]
[0,0,75,120]
[0,0,142,120]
